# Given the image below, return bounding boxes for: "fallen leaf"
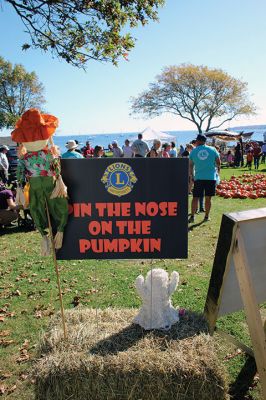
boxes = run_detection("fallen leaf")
[224,348,243,361]
[0,371,12,380]
[0,384,7,394]
[0,339,14,347]
[7,384,17,394]
[0,331,10,337]
[12,290,21,297]
[71,296,81,307]
[34,311,42,319]
[41,278,50,283]
[5,312,15,318]
[19,373,28,381]
[20,339,30,350]
[16,353,30,363]
[43,309,55,317]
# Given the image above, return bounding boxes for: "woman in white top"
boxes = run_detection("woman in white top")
[122,139,134,158]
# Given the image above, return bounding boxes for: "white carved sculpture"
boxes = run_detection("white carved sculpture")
[133,268,180,330]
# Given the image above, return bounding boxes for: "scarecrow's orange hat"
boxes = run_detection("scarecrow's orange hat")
[11,109,59,143]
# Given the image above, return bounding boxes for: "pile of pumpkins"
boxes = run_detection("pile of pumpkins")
[216,173,266,199]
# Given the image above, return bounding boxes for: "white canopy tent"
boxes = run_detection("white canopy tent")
[140,127,175,143]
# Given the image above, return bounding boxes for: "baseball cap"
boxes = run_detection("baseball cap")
[196,134,207,142]
[112,140,118,145]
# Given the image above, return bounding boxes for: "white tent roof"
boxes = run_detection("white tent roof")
[140,127,175,142]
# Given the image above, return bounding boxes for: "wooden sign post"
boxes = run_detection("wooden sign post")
[53,158,189,339]
[204,208,266,399]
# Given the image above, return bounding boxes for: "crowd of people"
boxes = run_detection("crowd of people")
[61,134,266,171]
[61,134,180,159]
[1,130,266,229]
[222,141,266,170]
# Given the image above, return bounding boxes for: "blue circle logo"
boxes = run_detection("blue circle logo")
[101,163,137,197]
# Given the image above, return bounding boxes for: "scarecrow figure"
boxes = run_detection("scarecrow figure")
[134,268,180,330]
[11,109,68,255]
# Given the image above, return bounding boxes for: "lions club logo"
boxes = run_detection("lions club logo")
[101,162,138,197]
[197,149,209,160]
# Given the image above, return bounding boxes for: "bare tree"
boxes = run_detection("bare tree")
[131,64,256,133]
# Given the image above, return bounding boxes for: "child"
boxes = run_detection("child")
[226,150,234,167]
[246,150,253,170]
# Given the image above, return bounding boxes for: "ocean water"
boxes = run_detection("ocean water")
[53,131,197,153]
[53,129,265,154]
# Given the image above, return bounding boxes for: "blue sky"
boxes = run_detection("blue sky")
[0,0,266,135]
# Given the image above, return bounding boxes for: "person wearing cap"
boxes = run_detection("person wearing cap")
[111,140,123,158]
[0,145,9,184]
[11,108,69,255]
[62,140,84,159]
[188,134,221,223]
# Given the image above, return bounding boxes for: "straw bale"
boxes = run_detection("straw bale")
[34,308,228,400]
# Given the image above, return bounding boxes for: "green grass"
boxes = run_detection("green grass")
[0,165,265,399]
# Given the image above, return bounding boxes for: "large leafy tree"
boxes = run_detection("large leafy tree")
[131,64,256,133]
[0,56,45,129]
[4,0,164,68]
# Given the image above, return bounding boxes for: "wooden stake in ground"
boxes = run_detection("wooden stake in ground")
[233,228,266,399]
[204,209,266,400]
[45,200,67,340]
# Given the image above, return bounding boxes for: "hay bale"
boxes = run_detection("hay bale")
[34,308,228,400]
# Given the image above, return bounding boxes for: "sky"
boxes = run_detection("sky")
[0,0,266,136]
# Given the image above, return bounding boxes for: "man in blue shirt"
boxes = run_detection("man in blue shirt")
[188,134,220,223]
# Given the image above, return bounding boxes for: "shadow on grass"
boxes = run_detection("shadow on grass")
[188,220,206,231]
[229,355,257,400]
[89,310,208,356]
[0,224,35,236]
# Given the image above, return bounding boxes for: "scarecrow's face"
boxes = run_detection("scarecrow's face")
[22,140,48,152]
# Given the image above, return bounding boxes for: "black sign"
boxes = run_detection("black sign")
[56,158,188,260]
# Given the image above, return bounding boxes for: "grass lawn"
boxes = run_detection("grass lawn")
[0,165,265,399]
